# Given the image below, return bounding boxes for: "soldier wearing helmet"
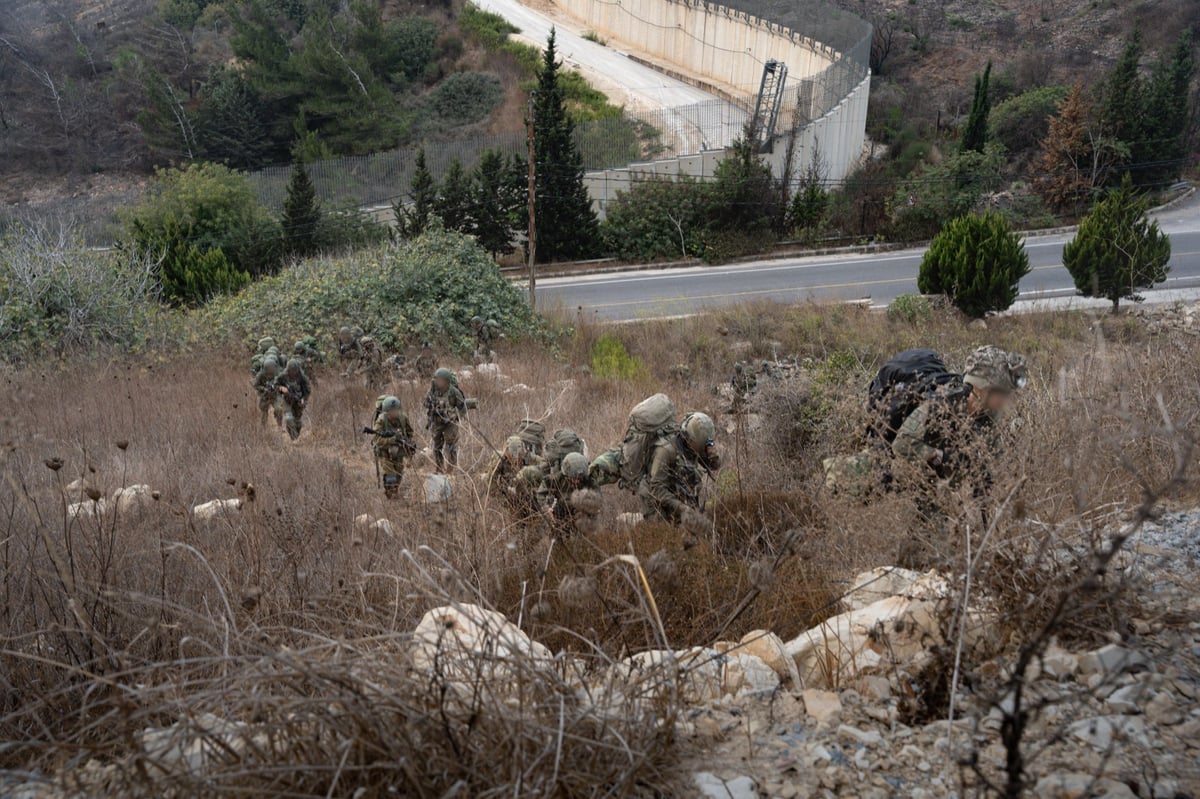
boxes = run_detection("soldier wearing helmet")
[273,357,312,440]
[250,337,278,375]
[538,451,602,536]
[423,367,467,472]
[471,316,497,365]
[639,411,720,529]
[253,357,283,427]
[337,326,361,362]
[347,334,385,389]
[371,396,415,499]
[489,435,545,516]
[892,345,1027,486]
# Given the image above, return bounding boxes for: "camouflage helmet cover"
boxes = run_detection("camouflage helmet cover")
[561,451,589,480]
[381,395,402,412]
[433,367,455,381]
[286,357,304,372]
[471,316,483,325]
[964,346,1027,392]
[682,412,716,445]
[294,340,306,353]
[262,357,279,372]
[504,436,525,458]
[258,336,275,352]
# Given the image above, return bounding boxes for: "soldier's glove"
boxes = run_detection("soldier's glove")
[681,508,709,537]
[361,427,377,435]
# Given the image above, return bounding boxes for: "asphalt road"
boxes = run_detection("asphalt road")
[474,0,747,152]
[536,194,1200,321]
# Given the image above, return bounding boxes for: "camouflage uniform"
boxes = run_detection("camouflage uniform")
[250,337,278,375]
[424,368,467,472]
[639,414,720,524]
[273,358,311,441]
[253,359,282,427]
[337,327,361,363]
[538,452,601,537]
[489,436,545,516]
[471,317,497,365]
[348,336,386,389]
[373,398,415,499]
[414,342,437,379]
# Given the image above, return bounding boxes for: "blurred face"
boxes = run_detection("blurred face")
[970,386,1011,416]
[386,409,401,423]
[434,377,449,391]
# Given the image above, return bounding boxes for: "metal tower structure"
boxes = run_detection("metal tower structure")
[751,59,788,151]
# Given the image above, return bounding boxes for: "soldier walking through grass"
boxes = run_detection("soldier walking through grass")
[639,411,720,530]
[274,357,311,441]
[368,396,415,499]
[253,357,282,427]
[424,367,467,472]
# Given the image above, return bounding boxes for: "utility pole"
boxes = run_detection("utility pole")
[526,91,537,309]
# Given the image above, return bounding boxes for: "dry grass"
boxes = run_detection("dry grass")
[1,300,1198,793]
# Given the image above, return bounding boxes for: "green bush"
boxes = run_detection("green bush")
[123,162,279,303]
[589,333,647,380]
[424,71,504,125]
[602,177,709,261]
[1063,174,1171,312]
[0,224,166,359]
[887,293,933,324]
[889,145,1005,242]
[917,211,1030,318]
[200,221,545,352]
[989,85,1069,156]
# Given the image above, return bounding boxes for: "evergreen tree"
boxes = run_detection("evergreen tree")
[710,134,780,234]
[531,29,600,262]
[282,159,322,257]
[1102,32,1145,149]
[472,150,521,258]
[436,158,474,234]
[395,148,438,238]
[917,212,1030,318]
[1143,31,1196,184]
[1063,173,1171,313]
[961,61,992,153]
[194,67,273,169]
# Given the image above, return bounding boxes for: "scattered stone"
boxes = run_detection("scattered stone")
[837,724,885,747]
[191,497,242,521]
[1104,683,1149,714]
[739,630,802,686]
[1034,772,1096,799]
[424,474,452,503]
[723,653,780,698]
[1040,642,1080,680]
[1144,690,1184,726]
[693,772,757,799]
[1067,715,1150,752]
[1078,644,1150,677]
[800,689,842,725]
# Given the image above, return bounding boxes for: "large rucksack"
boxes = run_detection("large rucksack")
[514,418,546,455]
[866,349,961,445]
[544,428,586,477]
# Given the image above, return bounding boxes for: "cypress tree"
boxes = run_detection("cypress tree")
[1102,32,1145,172]
[531,29,600,262]
[472,149,520,258]
[961,61,992,153]
[281,159,322,256]
[396,148,437,238]
[1143,31,1196,184]
[436,158,474,234]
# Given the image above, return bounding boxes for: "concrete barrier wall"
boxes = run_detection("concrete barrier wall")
[553,0,834,98]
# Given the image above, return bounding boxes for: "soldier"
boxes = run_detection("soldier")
[337,327,360,362]
[639,412,720,528]
[471,317,497,365]
[369,396,415,499]
[892,345,1027,492]
[250,337,277,375]
[489,435,545,515]
[348,335,386,389]
[252,357,282,427]
[538,451,601,536]
[274,357,312,441]
[415,342,437,379]
[423,367,467,472]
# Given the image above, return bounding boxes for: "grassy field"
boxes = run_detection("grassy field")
[1,300,1197,794]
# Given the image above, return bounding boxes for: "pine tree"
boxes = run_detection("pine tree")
[531,29,600,262]
[1143,31,1196,184]
[472,150,521,258]
[1102,32,1147,176]
[917,212,1030,318]
[436,158,474,234]
[1063,173,1171,313]
[961,61,992,153]
[194,67,273,169]
[395,148,438,238]
[282,159,322,257]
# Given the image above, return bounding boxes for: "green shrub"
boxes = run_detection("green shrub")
[0,224,165,359]
[316,210,390,251]
[989,85,1069,156]
[458,4,518,50]
[602,177,710,261]
[424,71,504,125]
[887,293,933,324]
[889,145,1005,242]
[589,333,647,380]
[201,221,545,352]
[123,162,280,303]
[918,211,1030,318]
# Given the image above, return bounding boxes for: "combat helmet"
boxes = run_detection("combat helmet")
[561,452,589,480]
[258,336,275,352]
[433,367,455,381]
[381,396,402,413]
[963,346,1027,392]
[681,412,715,446]
[286,357,304,373]
[504,435,526,459]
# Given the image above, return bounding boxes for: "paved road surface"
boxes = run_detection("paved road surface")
[474,0,747,152]
[537,194,1200,321]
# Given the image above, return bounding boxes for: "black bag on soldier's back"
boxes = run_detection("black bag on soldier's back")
[867,349,961,444]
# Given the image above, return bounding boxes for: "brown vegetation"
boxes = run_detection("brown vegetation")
[1,300,1198,793]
